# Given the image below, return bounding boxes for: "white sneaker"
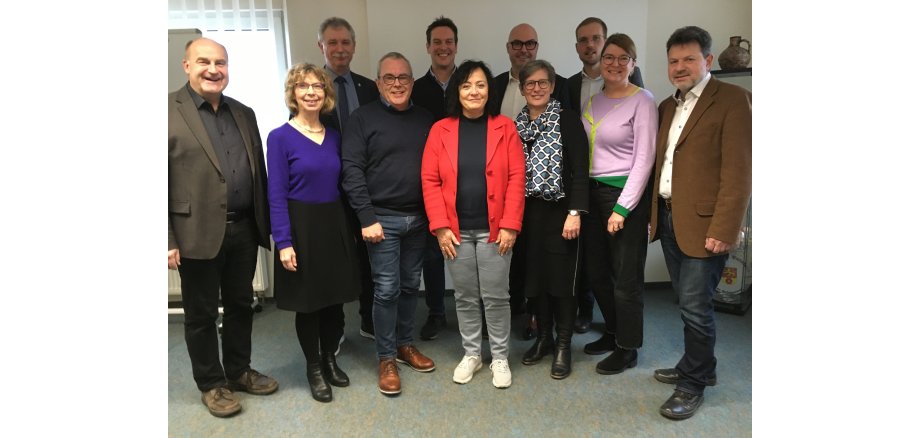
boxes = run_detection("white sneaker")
[452,355,483,384]
[490,359,512,388]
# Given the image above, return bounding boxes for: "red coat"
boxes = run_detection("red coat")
[421,115,525,243]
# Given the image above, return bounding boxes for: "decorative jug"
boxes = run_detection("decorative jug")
[717,36,751,71]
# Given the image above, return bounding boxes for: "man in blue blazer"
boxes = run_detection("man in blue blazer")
[168,38,277,418]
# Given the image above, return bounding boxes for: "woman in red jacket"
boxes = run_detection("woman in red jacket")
[421,60,525,389]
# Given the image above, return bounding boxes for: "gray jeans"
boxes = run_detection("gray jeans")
[446,229,512,361]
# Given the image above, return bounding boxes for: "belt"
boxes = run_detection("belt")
[226,210,251,223]
[659,196,672,211]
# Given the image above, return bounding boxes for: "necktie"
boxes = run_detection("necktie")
[334,76,350,128]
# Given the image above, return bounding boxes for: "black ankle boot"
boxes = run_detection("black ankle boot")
[550,345,571,379]
[306,363,332,402]
[596,347,638,375]
[321,352,350,387]
[521,313,554,365]
[521,333,555,365]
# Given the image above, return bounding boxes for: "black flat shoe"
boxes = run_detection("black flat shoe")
[596,348,637,375]
[573,314,591,334]
[654,368,717,386]
[659,390,704,420]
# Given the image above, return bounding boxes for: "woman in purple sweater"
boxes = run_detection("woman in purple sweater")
[266,63,361,403]
[580,34,658,375]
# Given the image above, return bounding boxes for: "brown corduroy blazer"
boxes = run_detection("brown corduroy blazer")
[649,77,751,258]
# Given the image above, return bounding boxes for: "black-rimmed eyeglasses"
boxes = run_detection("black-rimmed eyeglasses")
[508,40,538,50]
[380,74,412,85]
[601,55,633,66]
[523,79,551,90]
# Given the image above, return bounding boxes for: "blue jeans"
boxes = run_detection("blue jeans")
[658,202,727,395]
[365,214,428,360]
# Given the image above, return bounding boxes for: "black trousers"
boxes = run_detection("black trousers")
[582,182,650,349]
[178,218,259,391]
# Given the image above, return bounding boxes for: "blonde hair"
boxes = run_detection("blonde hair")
[284,63,336,116]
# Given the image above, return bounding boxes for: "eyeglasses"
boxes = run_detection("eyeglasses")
[576,35,604,46]
[601,55,633,66]
[295,82,325,92]
[508,40,538,50]
[380,74,412,85]
[523,79,551,91]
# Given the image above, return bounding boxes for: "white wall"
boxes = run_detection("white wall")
[283,0,752,282]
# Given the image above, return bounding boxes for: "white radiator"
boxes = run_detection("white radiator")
[168,247,273,304]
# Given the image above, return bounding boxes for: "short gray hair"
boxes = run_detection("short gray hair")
[518,59,556,89]
[376,52,413,78]
[318,17,355,42]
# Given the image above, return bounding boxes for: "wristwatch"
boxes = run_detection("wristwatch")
[568,210,580,216]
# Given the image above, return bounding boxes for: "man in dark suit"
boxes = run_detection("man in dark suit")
[410,16,458,340]
[649,26,751,420]
[317,17,380,339]
[494,23,572,119]
[495,23,572,341]
[168,38,278,418]
[566,17,647,336]
[567,17,645,113]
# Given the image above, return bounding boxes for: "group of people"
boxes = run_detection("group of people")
[168,15,751,422]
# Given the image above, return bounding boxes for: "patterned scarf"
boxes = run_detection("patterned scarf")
[515,98,565,201]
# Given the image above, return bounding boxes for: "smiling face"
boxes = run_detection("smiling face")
[506,24,538,74]
[459,68,488,118]
[521,68,554,112]
[318,26,355,75]
[376,57,414,111]
[600,43,634,87]
[427,26,457,69]
[183,39,229,105]
[575,22,605,67]
[668,41,713,95]
[294,72,326,116]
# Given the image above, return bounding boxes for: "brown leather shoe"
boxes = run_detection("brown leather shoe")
[378,359,401,395]
[201,387,241,418]
[396,345,436,372]
[228,368,279,395]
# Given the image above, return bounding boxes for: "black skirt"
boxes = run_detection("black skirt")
[522,197,581,298]
[273,198,361,313]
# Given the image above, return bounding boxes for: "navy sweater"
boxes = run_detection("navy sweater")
[341,99,435,227]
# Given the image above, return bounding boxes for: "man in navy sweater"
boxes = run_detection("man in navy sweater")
[341,52,436,396]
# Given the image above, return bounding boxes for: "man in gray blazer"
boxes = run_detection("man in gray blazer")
[649,26,751,420]
[168,37,277,418]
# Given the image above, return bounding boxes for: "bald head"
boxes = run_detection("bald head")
[506,23,539,77]
[183,38,230,108]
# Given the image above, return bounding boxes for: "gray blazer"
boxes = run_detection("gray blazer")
[168,85,271,259]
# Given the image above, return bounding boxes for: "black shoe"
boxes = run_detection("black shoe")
[321,352,350,387]
[596,348,638,375]
[522,314,537,340]
[521,335,555,365]
[420,315,446,341]
[306,363,332,403]
[574,313,591,334]
[654,368,717,386]
[659,389,704,420]
[584,332,617,355]
[360,318,375,339]
[550,346,571,379]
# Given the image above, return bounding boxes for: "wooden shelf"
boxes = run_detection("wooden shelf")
[711,68,751,78]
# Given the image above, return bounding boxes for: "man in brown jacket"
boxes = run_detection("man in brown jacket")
[168,38,278,417]
[649,26,752,420]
